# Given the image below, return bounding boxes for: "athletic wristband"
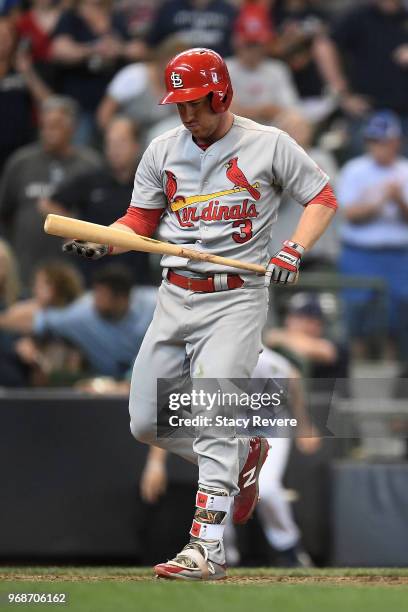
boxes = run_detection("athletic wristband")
[282,240,305,257]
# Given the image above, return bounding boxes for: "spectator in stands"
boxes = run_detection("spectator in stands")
[97,37,185,145]
[16,0,63,87]
[227,17,299,125]
[0,16,51,172]
[0,238,20,308]
[271,0,328,103]
[40,115,153,285]
[234,0,275,48]
[115,0,160,39]
[337,111,408,360]
[146,0,237,58]
[50,0,144,144]
[0,265,157,378]
[316,0,408,155]
[0,237,25,389]
[0,95,101,290]
[269,110,339,267]
[33,261,84,307]
[0,260,83,386]
[264,293,349,382]
[13,261,87,386]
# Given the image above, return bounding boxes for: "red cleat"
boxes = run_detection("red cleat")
[233,437,269,524]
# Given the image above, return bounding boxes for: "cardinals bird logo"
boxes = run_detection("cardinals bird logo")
[165,170,186,206]
[164,170,177,204]
[225,157,260,201]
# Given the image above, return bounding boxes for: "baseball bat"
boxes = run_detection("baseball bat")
[44,214,267,274]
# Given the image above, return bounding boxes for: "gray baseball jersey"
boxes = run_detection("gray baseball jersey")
[131,115,329,281]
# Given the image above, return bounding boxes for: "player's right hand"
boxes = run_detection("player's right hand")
[62,239,110,260]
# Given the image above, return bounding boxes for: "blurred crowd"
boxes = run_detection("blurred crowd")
[0,0,408,389]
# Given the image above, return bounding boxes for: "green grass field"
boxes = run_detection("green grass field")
[0,568,407,612]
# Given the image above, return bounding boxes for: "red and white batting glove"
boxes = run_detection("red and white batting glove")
[265,240,305,286]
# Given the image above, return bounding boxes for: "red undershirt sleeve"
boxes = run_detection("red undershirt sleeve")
[305,183,338,210]
[115,206,163,237]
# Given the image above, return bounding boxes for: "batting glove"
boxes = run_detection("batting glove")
[62,240,111,260]
[265,240,305,286]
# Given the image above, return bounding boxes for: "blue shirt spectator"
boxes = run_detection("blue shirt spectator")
[33,267,157,377]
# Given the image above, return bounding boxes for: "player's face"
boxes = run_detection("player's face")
[176,96,223,143]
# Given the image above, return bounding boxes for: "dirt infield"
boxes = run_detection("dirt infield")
[1,571,407,586]
[221,575,408,586]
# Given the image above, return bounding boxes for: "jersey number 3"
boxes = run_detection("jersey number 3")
[232,219,253,244]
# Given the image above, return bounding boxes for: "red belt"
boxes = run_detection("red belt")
[167,270,244,293]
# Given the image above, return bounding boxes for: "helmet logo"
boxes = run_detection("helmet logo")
[170,71,183,88]
[211,72,219,84]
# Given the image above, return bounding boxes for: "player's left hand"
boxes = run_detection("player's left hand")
[62,239,110,260]
[265,240,305,286]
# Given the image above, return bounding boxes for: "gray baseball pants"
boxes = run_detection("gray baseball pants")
[129,275,268,496]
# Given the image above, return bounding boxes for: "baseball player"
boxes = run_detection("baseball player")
[248,347,321,566]
[63,48,338,580]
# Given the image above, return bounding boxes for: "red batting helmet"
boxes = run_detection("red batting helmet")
[159,47,233,113]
